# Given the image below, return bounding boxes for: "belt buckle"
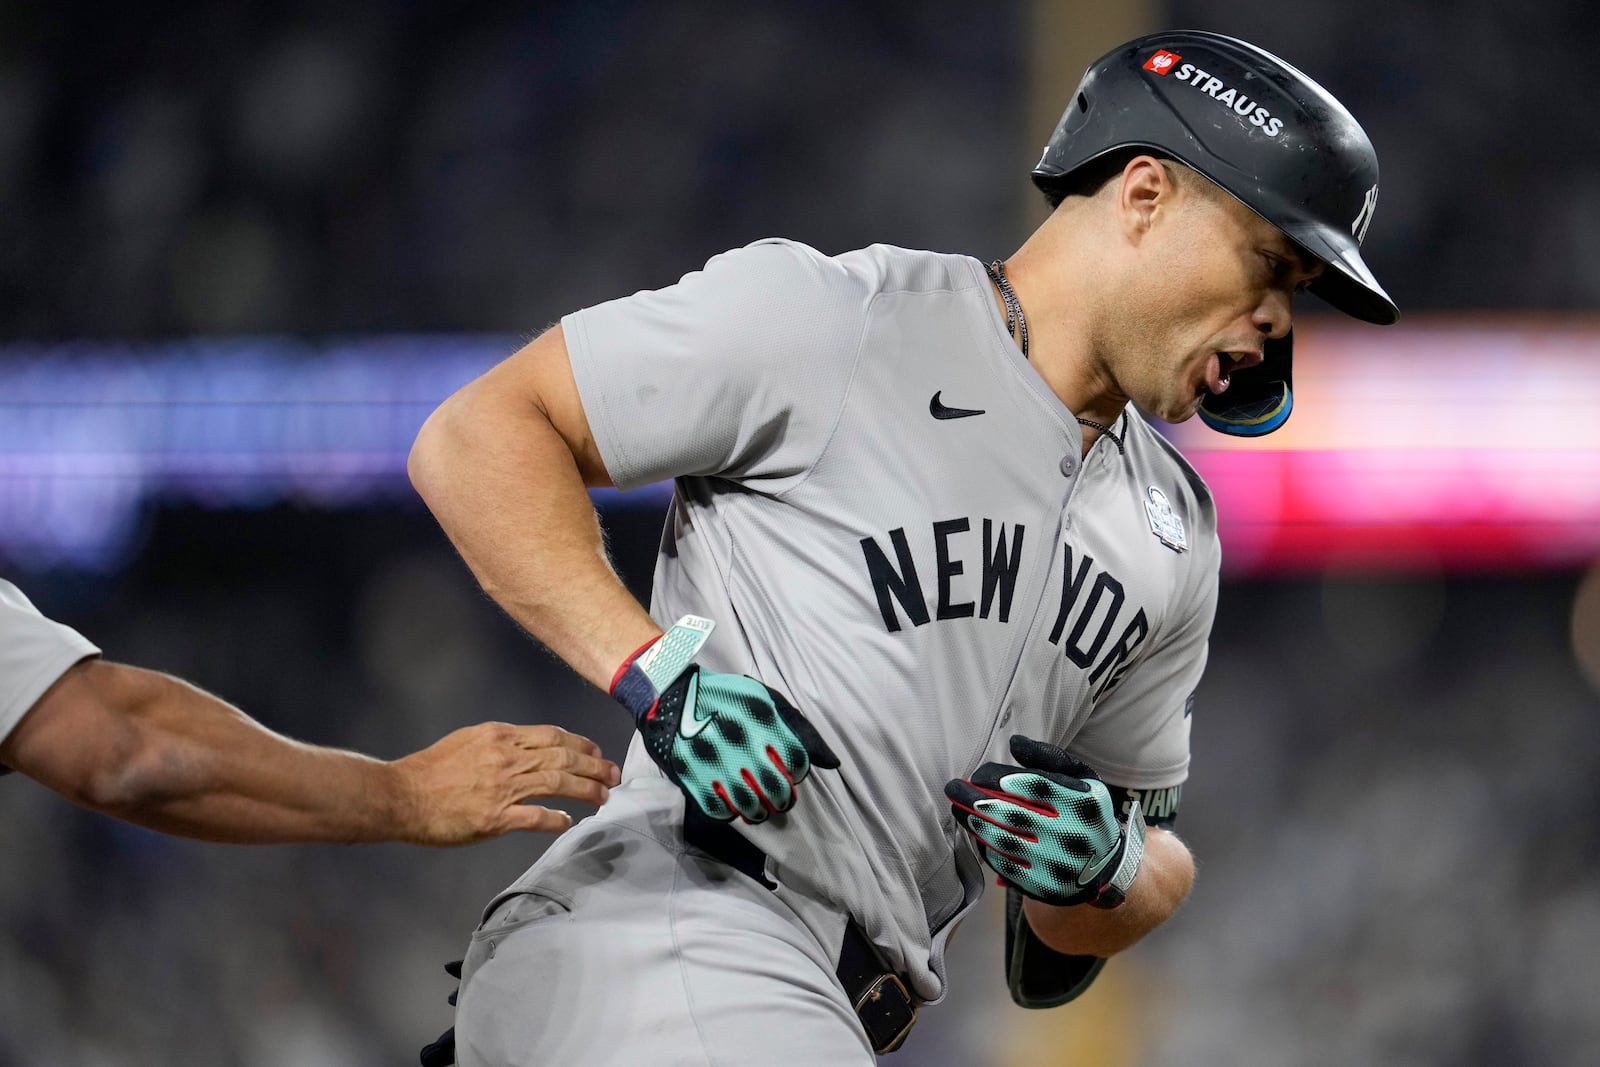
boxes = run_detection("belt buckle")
[853,972,917,1055]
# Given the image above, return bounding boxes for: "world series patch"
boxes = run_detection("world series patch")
[1144,486,1187,553]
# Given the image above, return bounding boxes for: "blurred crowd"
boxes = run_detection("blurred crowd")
[0,0,1018,340]
[4,1,1599,1065]
[4,1,1599,344]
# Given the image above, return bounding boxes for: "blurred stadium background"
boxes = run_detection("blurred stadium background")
[3,1,1598,1064]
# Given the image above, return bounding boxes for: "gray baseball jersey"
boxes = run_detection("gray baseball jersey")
[560,238,1219,1004]
[451,238,1219,1064]
[1,578,101,753]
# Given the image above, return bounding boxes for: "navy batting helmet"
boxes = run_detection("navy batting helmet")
[1033,30,1398,436]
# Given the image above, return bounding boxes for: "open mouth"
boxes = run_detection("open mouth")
[1198,353,1231,398]
[1202,351,1261,397]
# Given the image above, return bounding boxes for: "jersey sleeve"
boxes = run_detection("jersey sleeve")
[1,579,100,751]
[1068,560,1219,791]
[561,239,872,492]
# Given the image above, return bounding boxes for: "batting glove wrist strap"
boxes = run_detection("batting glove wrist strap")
[1091,799,1145,909]
[610,618,716,724]
[609,615,840,825]
[944,734,1144,909]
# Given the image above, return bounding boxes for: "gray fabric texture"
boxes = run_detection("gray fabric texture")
[454,778,874,1066]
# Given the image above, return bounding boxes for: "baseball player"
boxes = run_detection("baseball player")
[409,30,1397,1065]
[0,576,621,844]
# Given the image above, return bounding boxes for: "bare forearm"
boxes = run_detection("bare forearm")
[7,662,410,843]
[2,659,621,846]
[110,729,403,844]
[1022,826,1195,957]
[408,339,659,689]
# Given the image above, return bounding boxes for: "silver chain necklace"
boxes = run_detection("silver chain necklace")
[984,259,1029,359]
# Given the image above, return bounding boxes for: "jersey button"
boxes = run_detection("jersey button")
[1059,454,1079,477]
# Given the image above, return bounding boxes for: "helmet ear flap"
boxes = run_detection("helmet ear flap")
[1197,331,1293,437]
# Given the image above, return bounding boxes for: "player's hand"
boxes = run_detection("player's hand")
[610,615,840,824]
[391,722,621,846]
[944,735,1145,909]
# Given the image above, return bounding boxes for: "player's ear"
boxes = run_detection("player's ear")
[1116,155,1171,240]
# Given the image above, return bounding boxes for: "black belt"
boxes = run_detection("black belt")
[682,807,918,1056]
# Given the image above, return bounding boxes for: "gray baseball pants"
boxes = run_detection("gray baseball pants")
[452,780,876,1066]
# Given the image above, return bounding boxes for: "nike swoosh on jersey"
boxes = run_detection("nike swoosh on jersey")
[929,391,985,420]
[677,673,714,738]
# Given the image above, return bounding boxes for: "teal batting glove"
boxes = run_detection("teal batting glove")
[611,615,840,824]
[945,735,1146,909]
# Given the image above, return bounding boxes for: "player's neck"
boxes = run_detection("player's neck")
[993,210,1129,436]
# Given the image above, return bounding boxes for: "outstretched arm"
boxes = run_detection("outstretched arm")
[0,658,620,845]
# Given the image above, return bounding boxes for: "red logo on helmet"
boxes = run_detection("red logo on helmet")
[1144,50,1181,75]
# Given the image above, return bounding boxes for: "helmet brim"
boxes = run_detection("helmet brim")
[1280,217,1400,326]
